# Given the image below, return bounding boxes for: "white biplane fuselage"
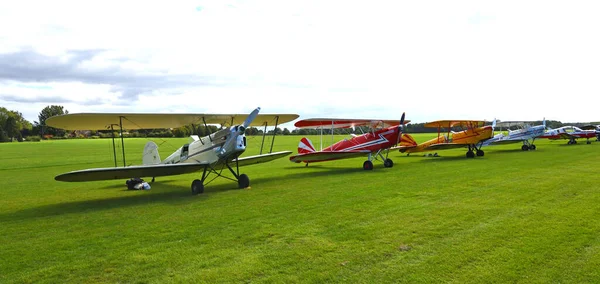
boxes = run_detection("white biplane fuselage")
[482,121,546,151]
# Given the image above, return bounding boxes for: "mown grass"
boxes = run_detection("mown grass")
[1,135,599,283]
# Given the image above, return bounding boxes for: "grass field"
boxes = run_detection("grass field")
[1,134,599,283]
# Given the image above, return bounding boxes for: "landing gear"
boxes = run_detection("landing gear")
[521,144,529,151]
[238,174,250,188]
[529,144,536,150]
[191,179,204,195]
[363,160,374,170]
[476,149,484,157]
[384,159,394,168]
[466,151,475,158]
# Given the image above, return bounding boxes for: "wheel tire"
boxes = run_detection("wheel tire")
[476,149,484,157]
[466,151,475,158]
[363,160,374,170]
[521,145,529,151]
[587,141,591,144]
[191,179,204,195]
[530,144,537,150]
[384,159,394,168]
[238,174,250,189]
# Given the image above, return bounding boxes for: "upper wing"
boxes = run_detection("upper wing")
[46,113,299,130]
[55,163,210,182]
[424,120,487,129]
[289,150,370,163]
[295,118,410,129]
[231,151,293,167]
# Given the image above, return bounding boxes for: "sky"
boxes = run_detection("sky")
[1,0,599,129]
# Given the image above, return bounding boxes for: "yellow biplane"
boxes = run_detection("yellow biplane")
[397,120,494,158]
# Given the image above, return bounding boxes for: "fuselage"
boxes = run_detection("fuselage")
[162,127,247,165]
[539,126,596,140]
[403,126,493,153]
[323,126,402,153]
[483,125,545,145]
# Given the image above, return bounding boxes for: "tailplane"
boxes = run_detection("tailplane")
[143,141,161,165]
[298,137,316,154]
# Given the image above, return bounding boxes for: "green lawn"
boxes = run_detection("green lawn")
[1,135,599,283]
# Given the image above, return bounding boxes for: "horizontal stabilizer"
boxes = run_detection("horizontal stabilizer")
[55,163,209,182]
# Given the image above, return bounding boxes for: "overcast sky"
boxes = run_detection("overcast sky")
[1,0,599,128]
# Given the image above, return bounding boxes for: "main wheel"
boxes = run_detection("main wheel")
[587,141,591,144]
[191,179,204,195]
[521,145,529,151]
[466,151,475,158]
[476,149,484,157]
[530,144,537,150]
[238,174,250,188]
[363,160,374,170]
[384,159,394,168]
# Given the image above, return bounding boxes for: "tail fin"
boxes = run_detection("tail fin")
[400,134,418,147]
[143,141,161,165]
[298,137,316,154]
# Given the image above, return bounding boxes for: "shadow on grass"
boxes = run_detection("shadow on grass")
[0,182,243,221]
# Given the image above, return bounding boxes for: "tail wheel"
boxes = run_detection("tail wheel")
[384,159,394,168]
[363,160,374,170]
[191,179,204,195]
[466,151,475,158]
[476,149,484,157]
[521,145,529,151]
[238,174,250,189]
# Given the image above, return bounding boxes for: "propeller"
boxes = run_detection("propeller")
[395,112,406,146]
[542,117,546,129]
[218,107,261,157]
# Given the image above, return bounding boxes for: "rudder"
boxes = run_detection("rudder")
[143,141,161,165]
[298,137,316,154]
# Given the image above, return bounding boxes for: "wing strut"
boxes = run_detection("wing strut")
[119,116,126,167]
[110,124,117,167]
[260,122,267,155]
[269,116,280,154]
[202,117,212,142]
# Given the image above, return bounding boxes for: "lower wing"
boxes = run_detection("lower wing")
[56,151,293,182]
[426,143,470,150]
[55,163,210,182]
[289,150,370,163]
[230,151,293,167]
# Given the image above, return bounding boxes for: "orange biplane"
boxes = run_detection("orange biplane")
[398,120,494,158]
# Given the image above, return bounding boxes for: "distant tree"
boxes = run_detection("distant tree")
[4,116,18,141]
[0,125,8,142]
[37,105,68,137]
[282,128,290,135]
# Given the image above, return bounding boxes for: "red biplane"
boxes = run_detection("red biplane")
[289,113,410,170]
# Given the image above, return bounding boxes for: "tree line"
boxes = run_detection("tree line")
[0,105,597,143]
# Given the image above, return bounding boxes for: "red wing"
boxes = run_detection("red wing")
[295,119,409,129]
[289,150,370,163]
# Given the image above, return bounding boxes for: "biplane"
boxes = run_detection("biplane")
[481,119,546,150]
[46,107,299,194]
[289,113,409,170]
[397,120,494,158]
[539,125,597,144]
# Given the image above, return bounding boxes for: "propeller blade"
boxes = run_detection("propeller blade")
[242,107,261,128]
[395,112,406,146]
